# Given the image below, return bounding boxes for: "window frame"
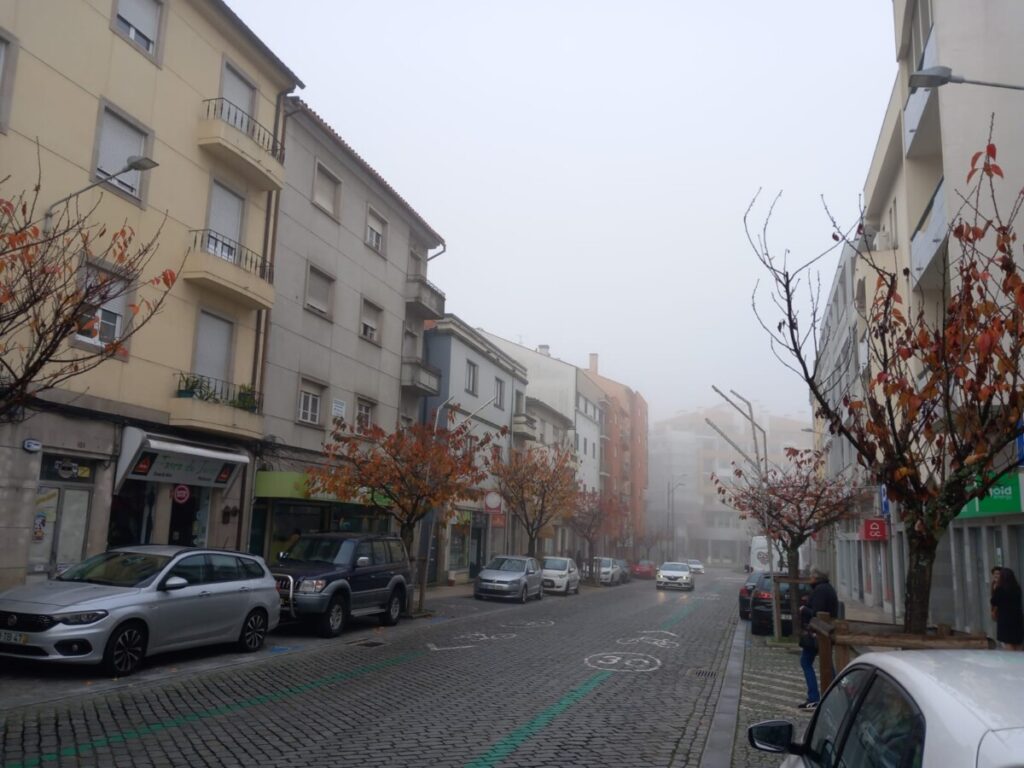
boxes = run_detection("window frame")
[356,398,375,431]
[297,380,324,426]
[110,0,165,64]
[494,377,505,410]
[360,299,382,345]
[312,160,342,220]
[0,27,19,134]
[465,360,478,396]
[91,100,154,207]
[72,264,132,358]
[305,264,334,318]
[365,207,387,255]
[191,308,235,384]
[204,177,247,260]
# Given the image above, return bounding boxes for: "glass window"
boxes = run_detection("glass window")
[313,163,340,216]
[222,63,254,116]
[372,540,388,565]
[58,550,169,587]
[194,311,232,383]
[387,540,407,565]
[366,210,386,252]
[115,0,160,54]
[360,300,381,342]
[207,553,242,582]
[306,267,332,314]
[805,667,872,767]
[465,361,478,394]
[207,182,244,260]
[168,555,207,586]
[239,557,265,579]
[76,268,127,346]
[356,399,374,430]
[838,673,925,768]
[96,109,145,195]
[494,377,505,409]
[355,541,372,563]
[298,383,322,425]
[449,528,468,569]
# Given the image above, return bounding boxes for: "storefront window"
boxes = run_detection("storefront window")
[108,479,149,548]
[450,526,469,570]
[269,503,322,564]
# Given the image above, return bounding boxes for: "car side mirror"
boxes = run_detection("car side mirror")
[163,576,189,591]
[356,556,371,568]
[747,721,799,754]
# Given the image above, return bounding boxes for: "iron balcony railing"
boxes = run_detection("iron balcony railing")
[191,229,273,283]
[175,372,263,414]
[202,97,285,163]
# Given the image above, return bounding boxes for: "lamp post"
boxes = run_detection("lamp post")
[43,156,159,232]
[909,65,1024,92]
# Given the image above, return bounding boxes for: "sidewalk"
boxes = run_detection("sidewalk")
[841,598,898,625]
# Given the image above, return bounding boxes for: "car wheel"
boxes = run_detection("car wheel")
[519,586,528,604]
[318,593,348,638]
[474,593,483,600]
[102,622,147,677]
[238,609,268,653]
[536,585,544,601]
[381,589,403,627]
[564,582,571,596]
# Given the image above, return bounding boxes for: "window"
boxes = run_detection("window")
[465,361,478,395]
[298,382,322,425]
[207,554,242,582]
[222,63,255,118]
[592,442,596,458]
[838,674,924,768]
[583,437,588,455]
[206,182,244,262]
[313,163,340,217]
[494,378,505,410]
[76,269,127,347]
[114,0,160,55]
[0,31,16,134]
[387,540,407,564]
[366,210,386,253]
[356,399,374,430]
[96,109,146,196]
[804,668,871,768]
[360,300,381,343]
[306,266,333,315]
[371,540,388,565]
[169,555,206,585]
[194,311,232,383]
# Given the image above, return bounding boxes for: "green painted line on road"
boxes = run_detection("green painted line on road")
[463,670,613,768]
[3,651,424,768]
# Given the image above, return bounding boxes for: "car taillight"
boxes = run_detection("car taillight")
[739,587,750,597]
[755,590,772,600]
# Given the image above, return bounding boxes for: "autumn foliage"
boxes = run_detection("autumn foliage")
[752,132,1024,632]
[0,181,175,421]
[568,490,625,567]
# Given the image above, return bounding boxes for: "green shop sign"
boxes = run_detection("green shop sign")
[254,471,393,506]
[958,471,1022,519]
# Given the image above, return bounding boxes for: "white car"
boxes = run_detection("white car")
[541,557,580,595]
[748,650,1024,767]
[656,562,693,591]
[687,559,705,574]
[593,557,622,586]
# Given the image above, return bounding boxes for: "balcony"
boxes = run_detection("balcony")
[910,178,947,287]
[401,357,441,396]
[168,373,263,440]
[405,275,445,319]
[512,412,537,441]
[197,98,285,191]
[903,30,940,158]
[182,230,275,309]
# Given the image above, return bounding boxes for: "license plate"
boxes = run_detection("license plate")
[0,630,29,644]
[781,613,792,621]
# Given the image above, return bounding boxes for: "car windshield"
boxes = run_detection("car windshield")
[544,558,568,571]
[486,557,527,572]
[688,560,702,565]
[639,560,653,566]
[662,563,689,571]
[286,537,357,565]
[57,551,171,588]
[597,558,613,568]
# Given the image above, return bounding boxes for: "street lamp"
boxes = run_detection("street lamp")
[43,155,159,232]
[909,65,1024,92]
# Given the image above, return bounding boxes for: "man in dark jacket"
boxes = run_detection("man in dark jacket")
[798,568,839,710]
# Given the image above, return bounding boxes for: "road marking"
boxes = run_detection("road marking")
[584,652,662,672]
[1,652,424,768]
[639,630,678,636]
[427,642,475,651]
[454,632,516,642]
[501,619,554,628]
[463,671,612,768]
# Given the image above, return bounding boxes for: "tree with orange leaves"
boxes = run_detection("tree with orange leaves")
[752,130,1024,632]
[489,445,578,559]
[309,416,500,612]
[568,490,625,573]
[1,181,175,422]
[714,448,861,632]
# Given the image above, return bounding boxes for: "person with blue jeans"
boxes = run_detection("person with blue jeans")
[798,568,838,710]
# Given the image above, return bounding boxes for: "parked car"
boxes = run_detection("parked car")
[748,650,1024,766]
[0,546,279,676]
[630,560,656,580]
[474,556,543,602]
[748,573,811,635]
[687,559,705,574]
[655,562,693,591]
[616,559,631,583]
[272,533,410,637]
[593,557,623,586]
[738,571,762,620]
[541,557,580,595]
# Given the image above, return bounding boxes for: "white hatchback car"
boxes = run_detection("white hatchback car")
[748,650,1024,767]
[541,557,580,595]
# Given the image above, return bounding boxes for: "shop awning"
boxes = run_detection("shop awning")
[115,427,250,491]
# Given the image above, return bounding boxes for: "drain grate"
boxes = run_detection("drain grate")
[347,639,386,648]
[687,668,716,680]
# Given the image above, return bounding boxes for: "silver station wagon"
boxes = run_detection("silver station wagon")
[0,545,279,676]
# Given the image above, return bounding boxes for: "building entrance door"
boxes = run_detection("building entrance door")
[29,486,90,581]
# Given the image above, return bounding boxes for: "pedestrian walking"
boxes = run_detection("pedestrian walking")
[990,566,1024,650]
[797,567,839,710]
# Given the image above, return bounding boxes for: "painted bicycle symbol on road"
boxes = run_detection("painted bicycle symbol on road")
[454,632,516,642]
[501,620,555,628]
[617,636,679,649]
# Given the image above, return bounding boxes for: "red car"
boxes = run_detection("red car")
[630,560,656,579]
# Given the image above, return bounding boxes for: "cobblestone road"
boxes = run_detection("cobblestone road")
[1,570,740,767]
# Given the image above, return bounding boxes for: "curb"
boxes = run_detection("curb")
[699,619,747,768]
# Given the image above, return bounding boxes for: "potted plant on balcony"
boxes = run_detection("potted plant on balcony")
[176,374,203,399]
[232,384,258,413]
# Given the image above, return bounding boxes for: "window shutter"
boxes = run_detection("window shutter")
[194,311,232,382]
[119,0,160,42]
[208,182,244,243]
[222,64,254,114]
[98,111,144,188]
[307,268,331,311]
[313,166,337,212]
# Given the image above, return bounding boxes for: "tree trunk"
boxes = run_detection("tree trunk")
[787,547,802,637]
[904,528,938,634]
[526,533,537,559]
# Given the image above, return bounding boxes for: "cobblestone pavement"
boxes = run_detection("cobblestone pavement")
[1,571,740,767]
[730,626,815,768]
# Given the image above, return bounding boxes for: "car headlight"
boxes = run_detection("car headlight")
[52,610,108,625]
[297,579,328,593]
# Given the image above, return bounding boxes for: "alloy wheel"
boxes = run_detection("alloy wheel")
[241,611,267,651]
[111,627,145,675]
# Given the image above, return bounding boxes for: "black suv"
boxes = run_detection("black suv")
[272,533,411,637]
[748,572,812,636]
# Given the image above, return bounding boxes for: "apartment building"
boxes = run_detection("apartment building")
[423,315,526,582]
[0,0,300,587]
[249,98,445,563]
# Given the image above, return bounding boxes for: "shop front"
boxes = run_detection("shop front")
[28,454,101,581]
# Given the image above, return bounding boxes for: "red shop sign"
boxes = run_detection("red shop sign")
[172,484,191,504]
[860,518,888,541]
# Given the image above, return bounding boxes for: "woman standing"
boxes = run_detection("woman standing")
[990,567,1024,650]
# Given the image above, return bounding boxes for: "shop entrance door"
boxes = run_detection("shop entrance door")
[28,486,90,581]
[169,487,210,547]
[469,526,484,578]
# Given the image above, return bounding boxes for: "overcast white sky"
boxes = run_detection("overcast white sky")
[230,1,896,423]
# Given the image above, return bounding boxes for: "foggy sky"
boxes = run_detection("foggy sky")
[229,1,896,422]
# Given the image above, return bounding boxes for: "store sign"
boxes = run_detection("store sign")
[490,512,506,528]
[958,471,1022,519]
[172,484,191,504]
[860,518,888,541]
[115,427,248,491]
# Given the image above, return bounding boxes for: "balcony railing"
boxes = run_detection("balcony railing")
[202,98,284,163]
[191,229,273,283]
[175,372,262,413]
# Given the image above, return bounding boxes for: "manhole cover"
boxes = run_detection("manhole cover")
[347,639,385,648]
[687,668,716,680]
